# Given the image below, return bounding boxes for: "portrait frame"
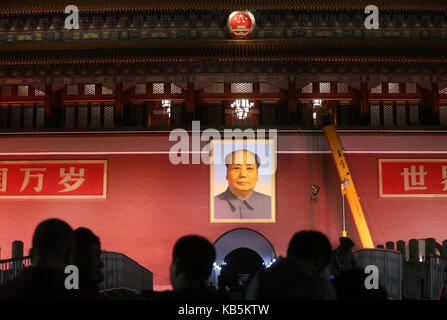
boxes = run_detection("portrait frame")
[210,139,276,223]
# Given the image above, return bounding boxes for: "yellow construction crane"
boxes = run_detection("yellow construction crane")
[313,100,374,248]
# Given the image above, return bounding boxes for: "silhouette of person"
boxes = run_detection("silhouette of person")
[328,236,358,279]
[214,149,272,220]
[245,230,337,300]
[0,219,78,300]
[73,227,104,299]
[145,235,224,300]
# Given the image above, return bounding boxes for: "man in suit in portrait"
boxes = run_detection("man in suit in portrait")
[214,149,272,220]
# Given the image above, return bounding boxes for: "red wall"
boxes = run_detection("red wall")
[0,134,446,290]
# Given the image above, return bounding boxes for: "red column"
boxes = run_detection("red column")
[224,83,232,126]
[361,81,368,114]
[115,83,123,115]
[328,100,337,125]
[44,84,52,115]
[187,82,195,114]
[432,82,439,114]
[288,81,296,122]
[360,81,369,124]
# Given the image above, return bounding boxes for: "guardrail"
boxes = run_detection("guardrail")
[353,248,403,300]
[0,256,31,285]
[99,251,153,293]
[0,251,153,293]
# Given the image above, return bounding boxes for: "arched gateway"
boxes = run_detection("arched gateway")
[209,228,276,286]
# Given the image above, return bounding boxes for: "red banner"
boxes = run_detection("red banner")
[379,159,447,197]
[0,160,107,199]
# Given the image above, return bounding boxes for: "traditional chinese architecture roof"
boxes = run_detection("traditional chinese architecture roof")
[0,39,446,65]
[0,0,446,13]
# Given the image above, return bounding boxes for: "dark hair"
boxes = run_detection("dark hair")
[224,149,261,169]
[32,219,74,258]
[173,235,216,282]
[339,237,355,249]
[287,230,332,267]
[74,227,100,252]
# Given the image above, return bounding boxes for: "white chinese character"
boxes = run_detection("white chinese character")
[0,168,8,192]
[442,166,447,191]
[20,168,47,192]
[58,167,85,193]
[401,165,428,191]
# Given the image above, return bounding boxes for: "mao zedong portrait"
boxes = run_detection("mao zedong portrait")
[213,149,272,220]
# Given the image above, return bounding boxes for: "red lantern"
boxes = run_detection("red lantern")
[227,11,256,39]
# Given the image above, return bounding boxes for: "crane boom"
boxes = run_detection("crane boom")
[322,124,374,248]
[315,103,374,248]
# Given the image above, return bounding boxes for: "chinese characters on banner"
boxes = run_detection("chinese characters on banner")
[379,159,447,197]
[0,160,107,199]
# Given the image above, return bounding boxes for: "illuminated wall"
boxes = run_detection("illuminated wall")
[0,134,446,290]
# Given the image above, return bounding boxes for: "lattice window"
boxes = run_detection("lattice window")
[171,83,182,94]
[260,82,280,93]
[102,86,113,95]
[1,86,11,97]
[23,107,33,129]
[36,106,45,129]
[409,104,419,124]
[67,85,78,96]
[231,83,253,94]
[78,105,88,129]
[319,82,331,94]
[396,104,406,127]
[383,104,394,127]
[406,83,417,94]
[204,83,224,94]
[104,105,114,128]
[135,83,146,95]
[90,105,101,128]
[153,83,164,94]
[35,89,45,96]
[337,83,349,94]
[371,84,382,94]
[440,87,447,94]
[64,105,76,129]
[440,105,447,126]
[302,82,313,94]
[370,104,380,127]
[84,84,96,95]
[18,85,29,96]
[388,83,400,94]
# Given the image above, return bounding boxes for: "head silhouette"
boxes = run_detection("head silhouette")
[287,230,332,275]
[30,219,74,270]
[74,227,104,288]
[170,235,216,291]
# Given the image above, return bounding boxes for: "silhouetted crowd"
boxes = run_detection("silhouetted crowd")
[0,218,388,300]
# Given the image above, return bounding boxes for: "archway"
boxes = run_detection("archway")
[220,247,265,288]
[209,228,276,286]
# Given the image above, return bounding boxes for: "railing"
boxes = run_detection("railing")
[353,248,403,300]
[0,256,31,285]
[0,251,153,293]
[429,256,447,300]
[99,251,153,293]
